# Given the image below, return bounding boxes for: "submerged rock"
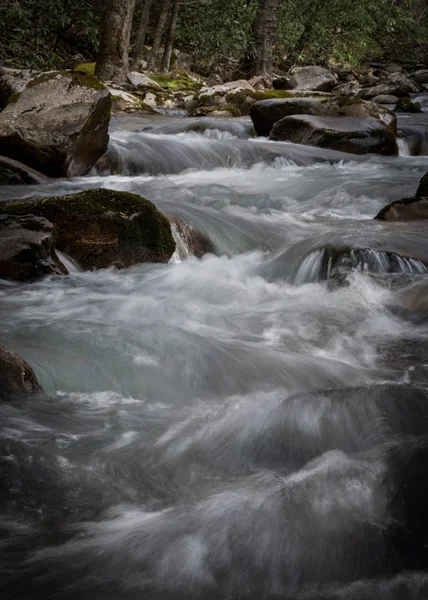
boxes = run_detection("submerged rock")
[0,214,67,282]
[0,345,43,399]
[270,115,398,155]
[0,156,49,185]
[250,96,396,137]
[0,189,176,270]
[0,71,111,177]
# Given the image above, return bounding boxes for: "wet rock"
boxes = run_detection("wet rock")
[251,96,396,137]
[0,214,67,282]
[372,94,399,104]
[168,216,214,258]
[0,71,111,177]
[0,189,176,270]
[187,79,254,113]
[270,115,398,156]
[0,66,38,108]
[108,87,160,113]
[0,156,48,185]
[0,345,43,399]
[375,197,428,221]
[395,97,423,113]
[126,72,162,92]
[287,66,337,92]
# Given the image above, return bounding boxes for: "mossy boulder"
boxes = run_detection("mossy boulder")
[0,70,111,177]
[0,213,67,282]
[375,197,428,221]
[0,189,176,270]
[270,115,398,156]
[0,66,39,108]
[251,96,396,137]
[74,63,96,76]
[0,345,43,400]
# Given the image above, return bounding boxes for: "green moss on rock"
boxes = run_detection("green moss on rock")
[7,92,21,105]
[0,189,175,270]
[74,63,96,76]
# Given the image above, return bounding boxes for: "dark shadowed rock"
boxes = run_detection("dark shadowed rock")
[0,156,49,185]
[331,81,360,97]
[375,197,428,221]
[411,69,428,85]
[0,214,67,282]
[270,115,398,155]
[287,66,337,92]
[250,96,396,137]
[0,71,111,177]
[0,66,38,108]
[395,97,423,113]
[0,189,175,270]
[417,172,428,197]
[372,94,399,104]
[273,76,295,91]
[0,345,43,399]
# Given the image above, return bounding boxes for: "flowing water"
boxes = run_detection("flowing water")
[2,107,428,600]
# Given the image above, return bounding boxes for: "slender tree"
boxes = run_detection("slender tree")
[147,0,171,71]
[249,0,281,76]
[95,0,136,83]
[131,0,153,70]
[161,0,181,73]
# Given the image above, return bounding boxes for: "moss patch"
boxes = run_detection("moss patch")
[25,69,105,91]
[74,63,96,76]
[150,72,202,92]
[6,92,21,104]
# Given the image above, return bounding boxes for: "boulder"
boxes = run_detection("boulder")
[410,70,428,85]
[0,345,43,399]
[0,214,67,282]
[375,197,428,221]
[0,71,111,177]
[108,87,161,113]
[0,189,176,270]
[0,156,49,185]
[126,72,163,92]
[270,115,398,156]
[250,96,396,137]
[359,73,421,100]
[372,94,399,104]
[0,66,38,108]
[191,105,240,117]
[395,97,423,113]
[287,66,337,92]
[331,81,360,97]
[416,172,428,197]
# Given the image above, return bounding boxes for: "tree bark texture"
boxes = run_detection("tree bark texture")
[161,0,181,73]
[147,0,171,71]
[95,0,136,84]
[250,0,281,76]
[131,0,153,69]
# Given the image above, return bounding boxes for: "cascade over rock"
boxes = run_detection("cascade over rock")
[0,71,111,177]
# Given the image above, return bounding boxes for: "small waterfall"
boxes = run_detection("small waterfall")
[397,138,411,156]
[293,246,427,284]
[170,223,191,263]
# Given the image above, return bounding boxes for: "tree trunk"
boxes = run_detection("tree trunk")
[95,0,136,83]
[250,0,281,76]
[131,0,153,70]
[160,0,181,73]
[147,0,171,71]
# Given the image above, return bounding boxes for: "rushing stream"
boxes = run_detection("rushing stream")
[1,106,428,599]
